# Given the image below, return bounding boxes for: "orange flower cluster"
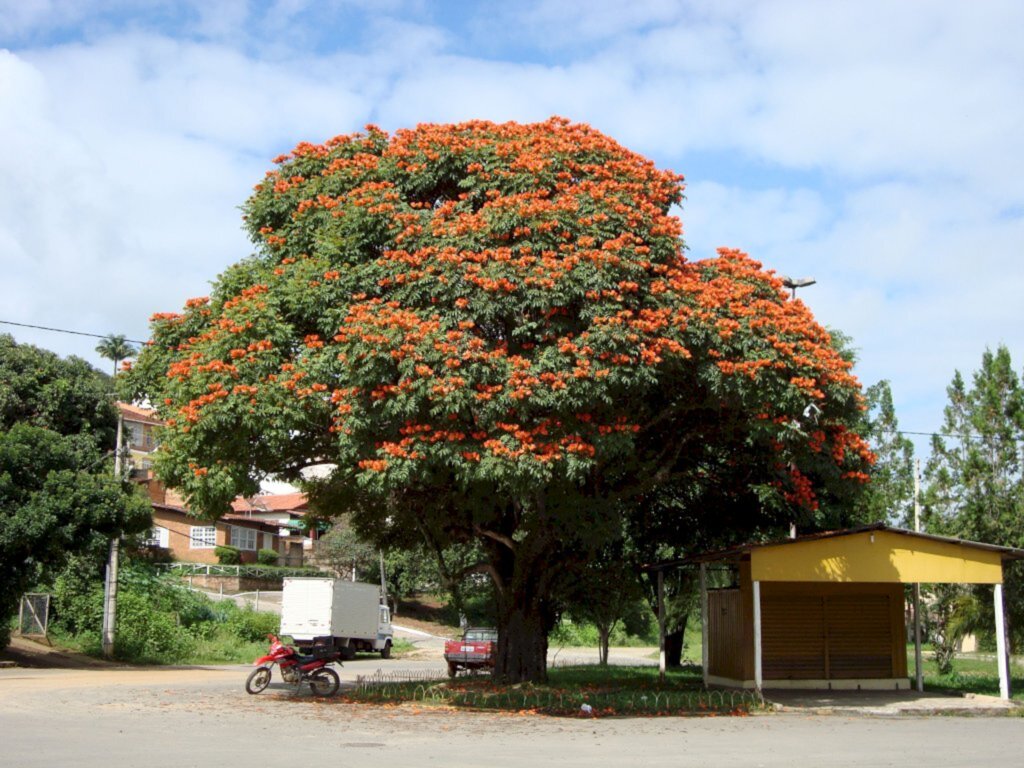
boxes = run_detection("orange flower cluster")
[140,118,871,513]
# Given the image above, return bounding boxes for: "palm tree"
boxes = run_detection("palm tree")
[95,334,137,377]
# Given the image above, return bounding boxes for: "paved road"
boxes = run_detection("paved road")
[3,661,1024,768]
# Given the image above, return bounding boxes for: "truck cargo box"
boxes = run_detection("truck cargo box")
[280,579,392,655]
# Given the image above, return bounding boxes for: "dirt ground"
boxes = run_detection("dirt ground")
[1,635,118,669]
[3,639,1024,767]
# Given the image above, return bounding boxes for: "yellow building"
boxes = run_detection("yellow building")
[654,524,1024,699]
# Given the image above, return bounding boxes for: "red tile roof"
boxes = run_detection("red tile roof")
[231,492,308,514]
[117,402,164,426]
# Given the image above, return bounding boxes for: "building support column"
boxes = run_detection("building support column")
[753,579,763,692]
[913,583,924,692]
[995,583,1011,700]
[700,563,709,687]
[657,569,666,682]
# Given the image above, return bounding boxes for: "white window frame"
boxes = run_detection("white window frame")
[190,525,216,549]
[230,525,258,551]
[143,526,169,548]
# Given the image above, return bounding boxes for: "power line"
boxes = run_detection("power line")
[2,315,1015,442]
[0,319,146,345]
[897,429,1024,444]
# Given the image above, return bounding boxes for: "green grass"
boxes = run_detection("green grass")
[908,648,1024,701]
[342,664,763,717]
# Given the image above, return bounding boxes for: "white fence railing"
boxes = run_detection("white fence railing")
[156,563,317,579]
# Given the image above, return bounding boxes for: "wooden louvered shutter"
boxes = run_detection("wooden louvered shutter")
[826,595,893,679]
[707,589,745,680]
[761,596,826,679]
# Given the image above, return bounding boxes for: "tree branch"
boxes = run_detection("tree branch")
[474,524,517,552]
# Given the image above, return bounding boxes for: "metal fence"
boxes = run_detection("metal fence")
[181,585,283,613]
[350,669,765,714]
[18,593,50,637]
[156,563,318,579]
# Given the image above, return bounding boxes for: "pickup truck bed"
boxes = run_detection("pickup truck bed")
[443,627,498,677]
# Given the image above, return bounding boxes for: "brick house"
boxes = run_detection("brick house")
[143,481,283,565]
[230,493,315,566]
[119,402,307,565]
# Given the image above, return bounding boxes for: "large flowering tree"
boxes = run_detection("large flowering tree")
[124,118,871,682]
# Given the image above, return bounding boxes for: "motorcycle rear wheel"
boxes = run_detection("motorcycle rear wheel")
[246,666,272,694]
[308,668,340,697]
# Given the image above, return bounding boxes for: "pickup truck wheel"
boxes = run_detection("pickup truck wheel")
[380,640,392,659]
[447,662,458,678]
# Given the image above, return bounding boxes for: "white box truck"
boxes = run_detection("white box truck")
[280,578,393,659]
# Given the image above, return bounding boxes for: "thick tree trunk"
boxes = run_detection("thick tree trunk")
[664,612,688,668]
[489,528,560,684]
[598,625,611,665]
[493,594,550,683]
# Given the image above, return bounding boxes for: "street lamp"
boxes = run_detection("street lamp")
[781,276,816,300]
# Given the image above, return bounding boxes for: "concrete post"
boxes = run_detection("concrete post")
[657,569,666,681]
[753,579,763,691]
[995,583,1011,700]
[700,563,709,687]
[101,414,124,659]
[913,584,924,692]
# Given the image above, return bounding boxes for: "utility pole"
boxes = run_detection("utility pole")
[101,412,124,658]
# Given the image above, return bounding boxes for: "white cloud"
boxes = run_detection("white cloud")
[683,182,829,258]
[0,0,1021,449]
[0,36,375,370]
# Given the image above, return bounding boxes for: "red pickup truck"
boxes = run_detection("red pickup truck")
[444,627,498,677]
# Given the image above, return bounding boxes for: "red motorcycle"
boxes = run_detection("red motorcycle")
[245,635,342,696]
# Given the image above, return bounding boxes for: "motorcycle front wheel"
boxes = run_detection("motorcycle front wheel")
[308,667,340,697]
[245,666,272,694]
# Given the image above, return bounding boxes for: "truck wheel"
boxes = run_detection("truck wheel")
[245,666,272,694]
[447,662,458,678]
[309,668,340,697]
[380,640,392,659]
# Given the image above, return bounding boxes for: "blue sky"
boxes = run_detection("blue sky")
[2,0,1023,457]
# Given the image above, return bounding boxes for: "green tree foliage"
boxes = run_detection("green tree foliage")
[316,514,485,618]
[0,335,151,647]
[95,334,138,378]
[562,542,650,664]
[854,380,916,526]
[315,518,378,581]
[1,333,117,442]
[123,119,871,682]
[925,345,1024,649]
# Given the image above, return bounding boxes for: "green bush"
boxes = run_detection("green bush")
[114,588,196,662]
[41,562,287,664]
[222,604,279,642]
[50,557,105,636]
[256,548,279,565]
[215,545,241,565]
[550,618,656,648]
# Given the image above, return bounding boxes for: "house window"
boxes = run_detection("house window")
[190,526,216,548]
[128,423,144,448]
[230,526,257,551]
[143,526,169,548]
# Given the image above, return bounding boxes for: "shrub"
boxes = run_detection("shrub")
[50,557,105,636]
[222,604,279,642]
[114,589,195,662]
[215,545,241,565]
[256,548,279,565]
